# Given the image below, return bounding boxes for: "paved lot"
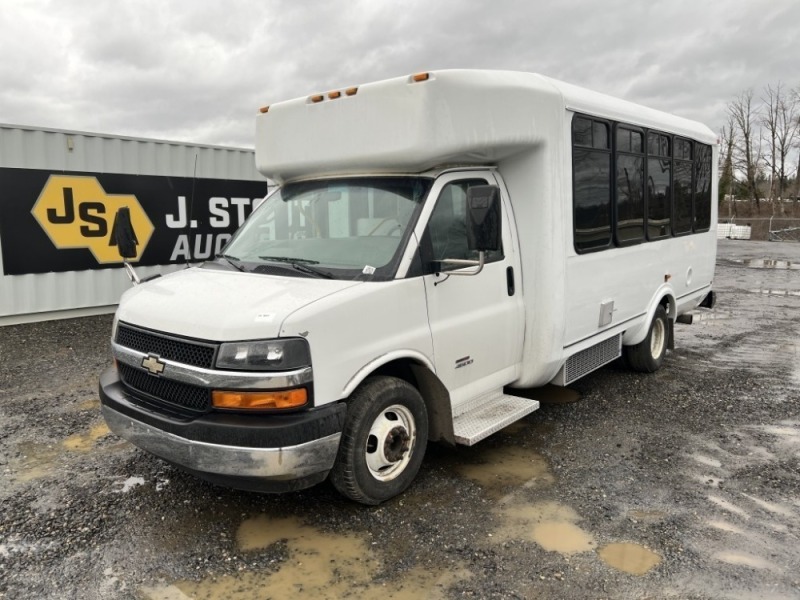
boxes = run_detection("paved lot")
[1,239,798,599]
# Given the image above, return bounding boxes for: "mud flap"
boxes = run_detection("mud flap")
[667,318,675,351]
[699,290,717,309]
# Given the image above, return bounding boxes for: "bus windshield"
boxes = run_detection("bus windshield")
[221,176,432,280]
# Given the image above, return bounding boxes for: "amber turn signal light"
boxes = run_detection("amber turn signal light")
[212,389,308,410]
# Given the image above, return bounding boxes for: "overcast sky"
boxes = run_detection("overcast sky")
[1,0,798,148]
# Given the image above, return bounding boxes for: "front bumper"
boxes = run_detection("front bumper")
[99,367,346,492]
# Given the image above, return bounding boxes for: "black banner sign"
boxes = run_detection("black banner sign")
[0,168,269,275]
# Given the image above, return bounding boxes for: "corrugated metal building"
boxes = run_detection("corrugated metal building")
[0,124,270,325]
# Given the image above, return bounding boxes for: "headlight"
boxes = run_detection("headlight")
[216,338,311,371]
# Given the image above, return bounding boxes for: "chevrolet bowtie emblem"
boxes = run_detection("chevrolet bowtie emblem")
[141,353,166,375]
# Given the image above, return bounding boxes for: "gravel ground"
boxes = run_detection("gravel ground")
[1,239,798,600]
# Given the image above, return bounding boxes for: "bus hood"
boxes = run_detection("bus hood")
[115,267,362,341]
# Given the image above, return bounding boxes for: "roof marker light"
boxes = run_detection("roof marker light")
[345,87,358,96]
[309,94,324,103]
[259,106,270,114]
[328,90,341,99]
[411,72,430,82]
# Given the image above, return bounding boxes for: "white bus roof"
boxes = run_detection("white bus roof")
[255,70,716,184]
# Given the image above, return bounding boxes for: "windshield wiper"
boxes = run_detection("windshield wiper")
[258,255,333,279]
[215,253,246,272]
[259,255,320,264]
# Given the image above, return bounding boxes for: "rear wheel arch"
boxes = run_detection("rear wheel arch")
[623,303,669,373]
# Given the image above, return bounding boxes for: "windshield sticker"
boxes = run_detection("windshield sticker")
[362,265,376,275]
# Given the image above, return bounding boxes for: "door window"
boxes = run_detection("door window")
[424,179,504,272]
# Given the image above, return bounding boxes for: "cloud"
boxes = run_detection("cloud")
[1,0,799,146]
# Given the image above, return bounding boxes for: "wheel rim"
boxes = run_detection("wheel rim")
[365,404,416,482]
[650,317,666,359]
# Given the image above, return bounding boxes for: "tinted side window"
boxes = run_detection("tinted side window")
[647,157,672,239]
[673,160,693,234]
[573,117,611,253]
[616,127,645,245]
[574,148,612,252]
[646,133,671,240]
[694,144,712,231]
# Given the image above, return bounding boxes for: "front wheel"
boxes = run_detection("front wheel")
[623,305,669,373]
[330,376,428,505]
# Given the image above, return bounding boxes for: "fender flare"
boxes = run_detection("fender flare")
[341,350,437,399]
[340,351,454,444]
[622,286,675,346]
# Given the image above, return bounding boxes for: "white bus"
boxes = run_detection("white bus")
[100,70,717,504]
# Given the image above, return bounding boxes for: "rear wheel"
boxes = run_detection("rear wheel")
[623,305,669,373]
[330,376,428,505]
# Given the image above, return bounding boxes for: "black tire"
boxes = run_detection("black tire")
[623,305,669,373]
[330,376,428,505]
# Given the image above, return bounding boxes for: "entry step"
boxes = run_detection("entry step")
[453,391,539,446]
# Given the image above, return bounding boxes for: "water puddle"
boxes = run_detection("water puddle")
[63,423,110,452]
[114,476,145,493]
[713,550,772,569]
[739,493,794,518]
[74,398,100,411]
[11,441,58,482]
[691,310,732,324]
[597,542,661,575]
[748,289,800,297]
[494,502,595,554]
[145,515,470,599]
[706,519,745,534]
[627,510,667,523]
[708,495,750,520]
[455,446,554,496]
[756,423,800,441]
[691,453,723,468]
[733,258,799,270]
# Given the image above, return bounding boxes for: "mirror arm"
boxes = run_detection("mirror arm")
[123,262,141,286]
[436,251,485,277]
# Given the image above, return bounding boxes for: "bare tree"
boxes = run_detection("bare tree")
[794,86,800,203]
[762,83,800,214]
[719,113,737,217]
[728,89,764,212]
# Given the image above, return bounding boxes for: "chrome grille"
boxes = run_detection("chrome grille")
[118,363,210,413]
[116,324,216,369]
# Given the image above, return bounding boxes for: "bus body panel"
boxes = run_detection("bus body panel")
[100,70,718,498]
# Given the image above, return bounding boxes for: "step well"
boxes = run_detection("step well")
[452,391,539,446]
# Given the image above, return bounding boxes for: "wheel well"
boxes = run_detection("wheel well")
[367,359,454,445]
[372,360,417,384]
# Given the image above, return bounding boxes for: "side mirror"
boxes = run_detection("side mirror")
[111,207,138,259]
[466,185,501,252]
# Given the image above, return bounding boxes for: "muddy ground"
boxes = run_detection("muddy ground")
[1,239,798,600]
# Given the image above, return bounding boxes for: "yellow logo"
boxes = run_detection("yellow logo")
[31,175,154,263]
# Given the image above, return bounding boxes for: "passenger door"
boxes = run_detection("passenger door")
[420,172,524,406]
